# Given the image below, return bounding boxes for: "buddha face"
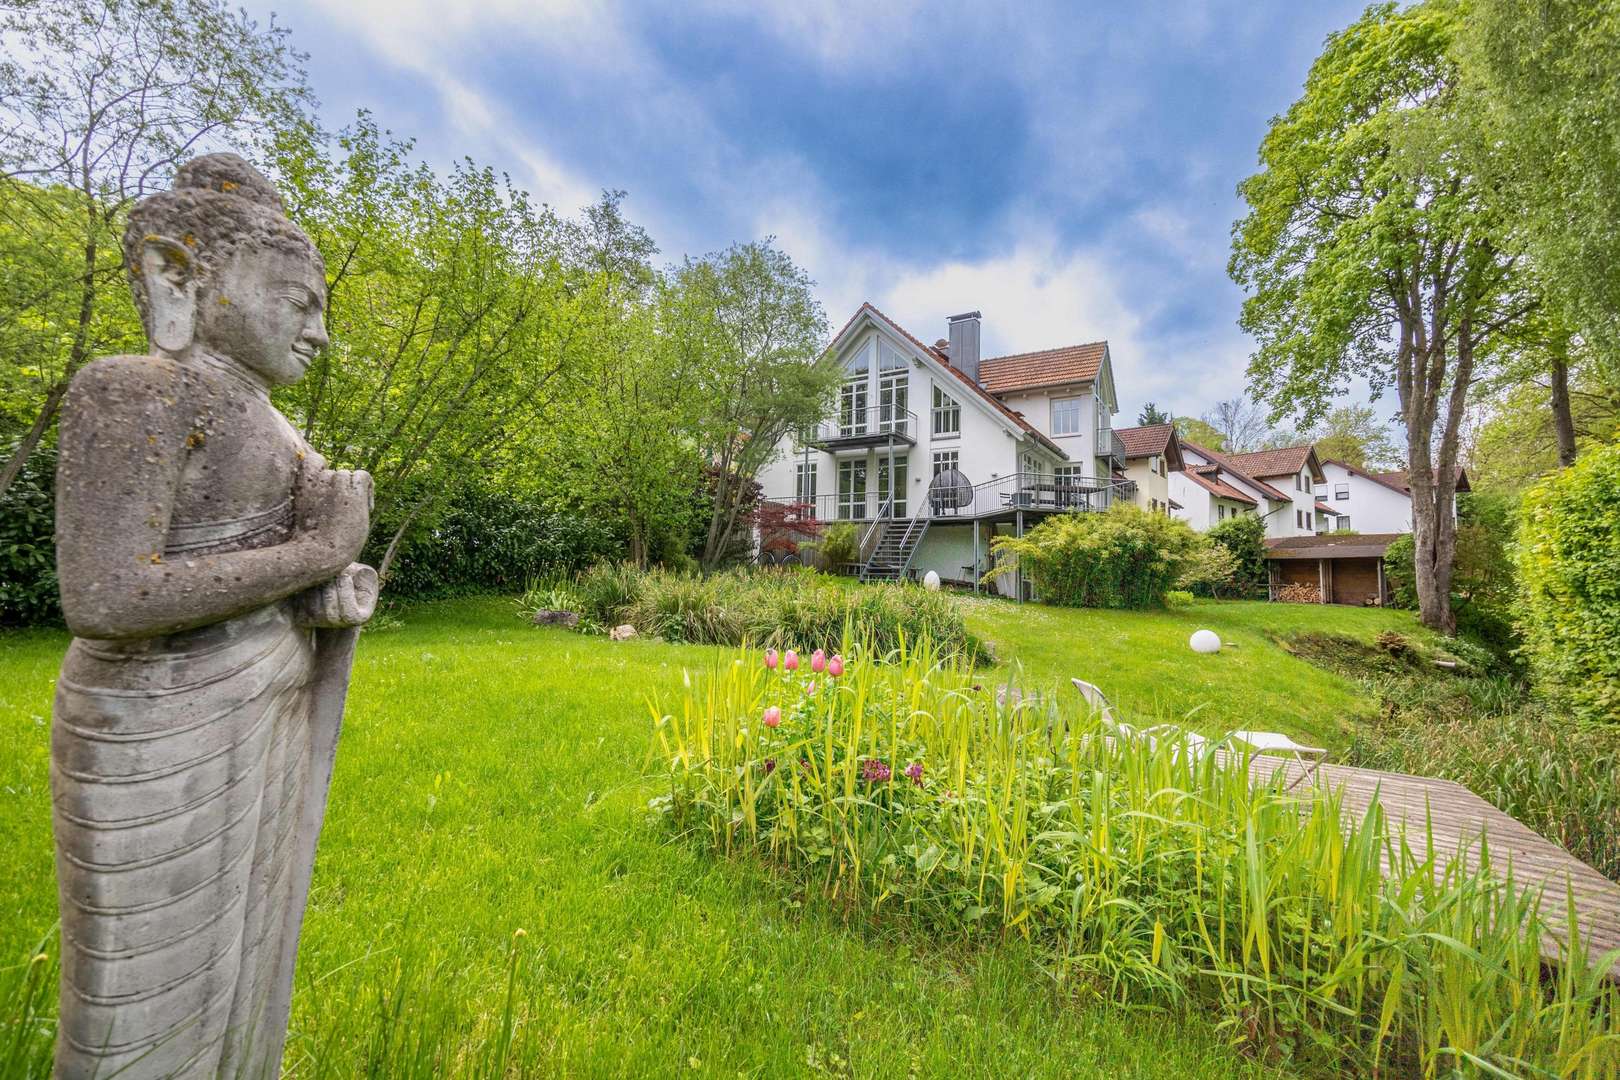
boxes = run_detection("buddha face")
[193,245,329,387]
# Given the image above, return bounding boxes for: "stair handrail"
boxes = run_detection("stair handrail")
[859,496,895,565]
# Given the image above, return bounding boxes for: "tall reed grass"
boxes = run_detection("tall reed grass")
[650,635,1620,1076]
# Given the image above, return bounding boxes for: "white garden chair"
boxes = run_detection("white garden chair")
[1070,678,1210,759]
[1227,729,1327,790]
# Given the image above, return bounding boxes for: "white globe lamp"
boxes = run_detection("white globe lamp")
[1189,629,1222,654]
[922,570,941,592]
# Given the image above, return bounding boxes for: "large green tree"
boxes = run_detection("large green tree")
[664,240,835,569]
[1458,0,1620,388]
[1230,1,1533,633]
[0,0,312,493]
[272,117,579,579]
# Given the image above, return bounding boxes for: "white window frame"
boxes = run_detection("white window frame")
[931,384,960,439]
[932,450,959,476]
[837,460,867,521]
[1334,483,1350,501]
[794,461,817,503]
[1052,396,1083,437]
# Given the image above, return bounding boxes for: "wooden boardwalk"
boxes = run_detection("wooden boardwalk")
[1251,754,1620,968]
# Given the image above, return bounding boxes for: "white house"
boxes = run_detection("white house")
[1314,459,1472,534]
[1171,442,1324,538]
[755,304,1133,596]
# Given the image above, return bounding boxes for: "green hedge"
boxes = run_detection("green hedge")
[1517,444,1620,723]
[0,443,59,627]
[370,483,620,601]
[988,505,1200,609]
[1205,513,1268,597]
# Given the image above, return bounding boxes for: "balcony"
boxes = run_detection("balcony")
[806,405,918,451]
[765,471,1135,526]
[1097,427,1126,468]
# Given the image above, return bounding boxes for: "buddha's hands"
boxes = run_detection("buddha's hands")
[296,562,378,628]
[296,454,373,569]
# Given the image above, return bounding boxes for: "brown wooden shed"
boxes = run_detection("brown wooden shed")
[1263,533,1402,606]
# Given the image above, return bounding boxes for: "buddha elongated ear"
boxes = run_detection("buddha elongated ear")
[139,235,198,354]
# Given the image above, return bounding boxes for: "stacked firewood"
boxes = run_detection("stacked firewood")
[1275,583,1322,603]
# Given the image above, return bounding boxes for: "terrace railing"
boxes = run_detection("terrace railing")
[808,405,919,447]
[767,472,1135,526]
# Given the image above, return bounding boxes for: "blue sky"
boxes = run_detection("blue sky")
[245,0,1371,424]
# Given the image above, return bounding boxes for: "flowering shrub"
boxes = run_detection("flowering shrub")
[650,638,1620,1075]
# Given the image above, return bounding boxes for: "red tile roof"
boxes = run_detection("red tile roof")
[1179,440,1292,502]
[1217,444,1321,481]
[1369,465,1472,494]
[978,341,1108,394]
[836,303,1066,458]
[1181,467,1258,505]
[1116,423,1172,457]
[1315,501,1335,514]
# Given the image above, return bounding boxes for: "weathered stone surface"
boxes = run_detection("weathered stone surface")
[50,153,374,1080]
[610,623,638,641]
[531,608,580,628]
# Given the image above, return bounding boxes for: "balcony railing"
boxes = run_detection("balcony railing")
[1096,427,1126,467]
[807,405,919,449]
[766,471,1134,525]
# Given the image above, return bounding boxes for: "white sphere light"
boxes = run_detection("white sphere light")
[1189,629,1222,654]
[923,570,941,592]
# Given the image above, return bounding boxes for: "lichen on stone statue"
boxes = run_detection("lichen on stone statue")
[50,153,375,1079]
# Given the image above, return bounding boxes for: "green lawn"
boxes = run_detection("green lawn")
[0,594,1424,1076]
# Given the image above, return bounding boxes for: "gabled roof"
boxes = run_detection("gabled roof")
[1116,423,1184,470]
[1179,440,1292,502]
[832,303,1066,458]
[1322,458,1472,497]
[1217,444,1323,482]
[1371,466,1472,495]
[1182,466,1258,505]
[978,342,1108,394]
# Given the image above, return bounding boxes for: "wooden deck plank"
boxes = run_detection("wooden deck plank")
[1240,753,1620,966]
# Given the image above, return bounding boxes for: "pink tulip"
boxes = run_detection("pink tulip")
[763,706,781,728]
[783,650,799,671]
[804,681,817,695]
[827,654,844,678]
[810,649,827,674]
[764,648,779,670]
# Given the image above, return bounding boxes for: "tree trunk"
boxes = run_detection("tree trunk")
[0,228,101,496]
[1549,347,1578,467]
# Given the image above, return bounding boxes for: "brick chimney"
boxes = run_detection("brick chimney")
[947,311,981,384]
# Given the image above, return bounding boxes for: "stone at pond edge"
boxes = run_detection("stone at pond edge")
[532,609,580,629]
[610,623,638,641]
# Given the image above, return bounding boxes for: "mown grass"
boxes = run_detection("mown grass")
[958,594,1432,748]
[0,597,1316,1078]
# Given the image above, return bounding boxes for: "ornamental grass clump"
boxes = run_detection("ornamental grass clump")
[650,636,1620,1076]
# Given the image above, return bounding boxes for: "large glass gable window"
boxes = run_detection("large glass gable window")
[877,344,908,435]
[1052,397,1083,436]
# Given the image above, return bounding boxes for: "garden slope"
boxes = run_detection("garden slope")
[961,595,1427,747]
[0,596,1406,1076]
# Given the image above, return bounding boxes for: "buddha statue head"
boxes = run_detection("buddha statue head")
[124,153,329,386]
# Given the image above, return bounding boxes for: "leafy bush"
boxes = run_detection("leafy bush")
[1175,540,1239,598]
[988,505,1199,609]
[808,521,858,571]
[0,443,59,627]
[653,641,1620,1075]
[1382,533,1417,610]
[1204,513,1267,596]
[1516,443,1620,723]
[370,482,619,601]
[536,565,986,662]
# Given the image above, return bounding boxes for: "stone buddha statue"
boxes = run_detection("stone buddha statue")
[51,153,375,1079]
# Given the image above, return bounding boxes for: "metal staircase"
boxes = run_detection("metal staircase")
[859,512,930,582]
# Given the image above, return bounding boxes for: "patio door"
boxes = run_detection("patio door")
[837,460,867,520]
[839,378,868,437]
[878,371,908,434]
[877,457,908,518]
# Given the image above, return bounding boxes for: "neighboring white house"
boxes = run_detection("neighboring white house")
[755,304,1133,595]
[1171,442,1324,538]
[1314,459,1472,534]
